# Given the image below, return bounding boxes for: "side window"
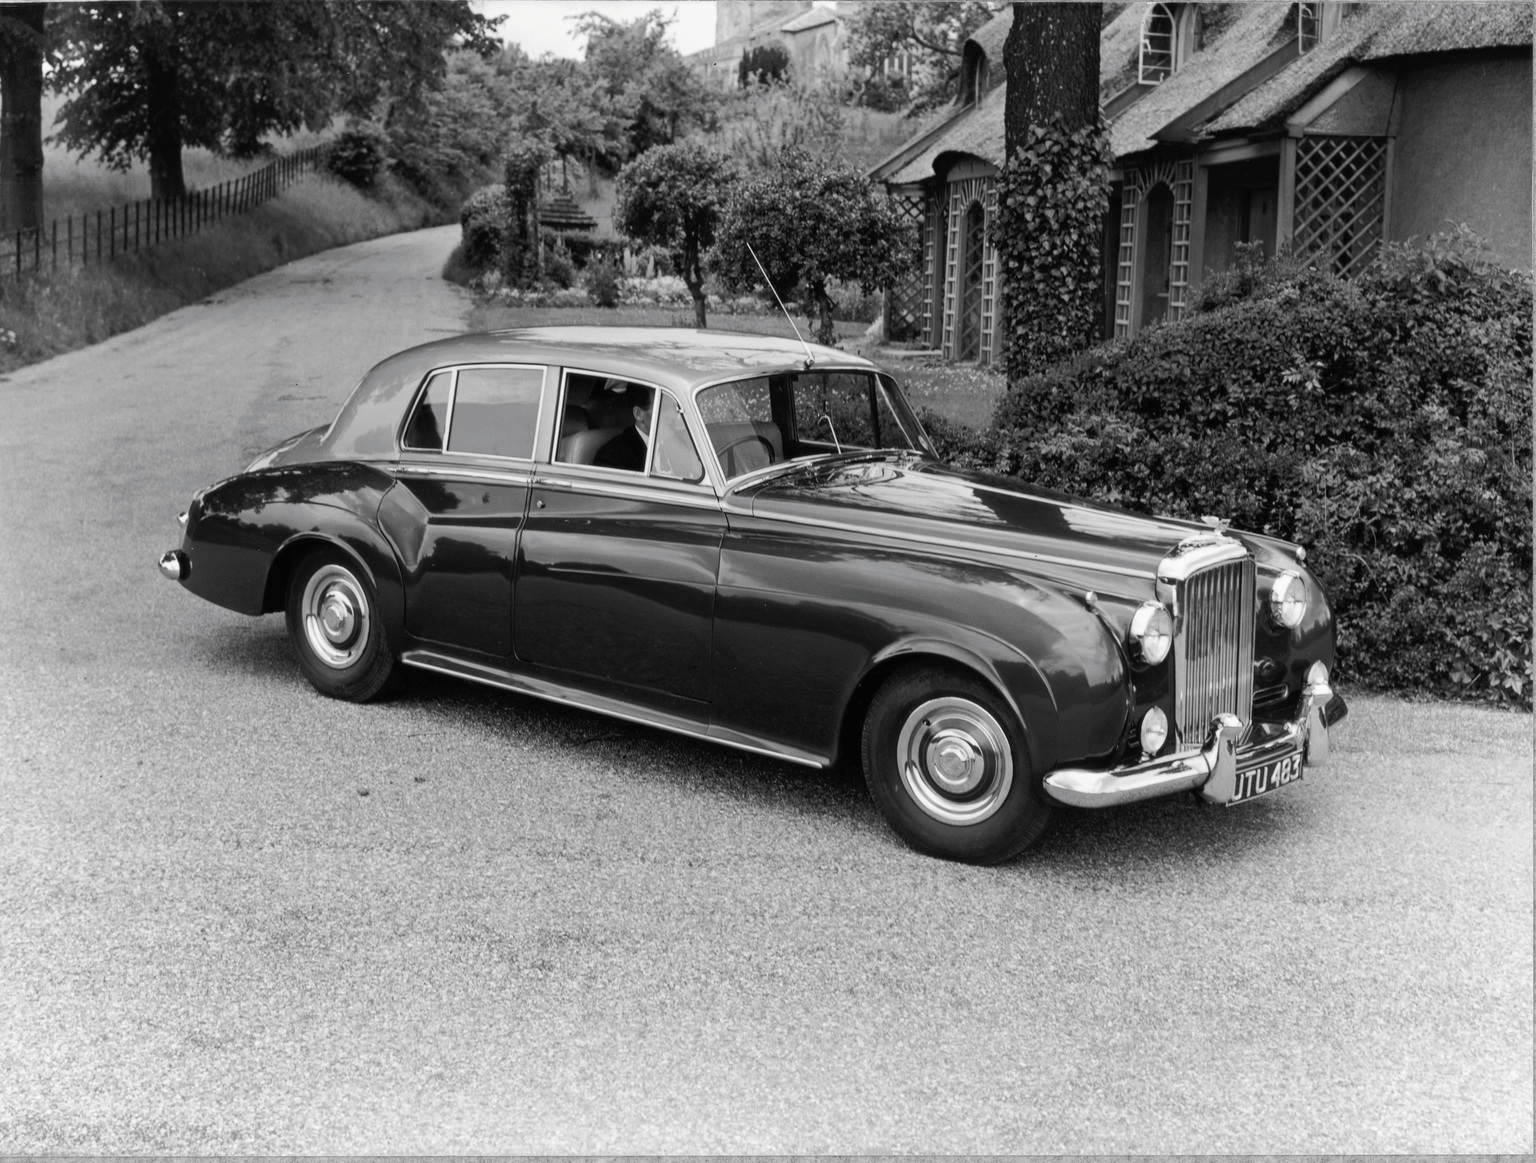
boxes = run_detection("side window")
[697,376,782,479]
[555,375,653,472]
[402,371,452,451]
[650,393,705,483]
[447,366,544,459]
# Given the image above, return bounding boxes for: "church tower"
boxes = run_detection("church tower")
[714,0,813,45]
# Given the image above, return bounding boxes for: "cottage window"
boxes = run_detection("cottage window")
[1139,4,1176,84]
[1297,2,1321,52]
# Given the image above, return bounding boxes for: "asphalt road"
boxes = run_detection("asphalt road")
[1,225,1530,1153]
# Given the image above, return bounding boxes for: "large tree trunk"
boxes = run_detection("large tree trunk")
[143,14,186,201]
[683,238,707,328]
[0,2,46,233]
[1004,3,1101,151]
[996,2,1108,380]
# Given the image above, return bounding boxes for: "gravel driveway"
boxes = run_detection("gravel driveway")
[0,225,1530,1153]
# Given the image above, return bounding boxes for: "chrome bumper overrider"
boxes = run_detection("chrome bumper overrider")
[1042,679,1343,809]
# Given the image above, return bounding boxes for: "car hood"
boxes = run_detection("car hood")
[744,455,1243,594]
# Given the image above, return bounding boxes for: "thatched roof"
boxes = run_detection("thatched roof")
[1109,4,1292,158]
[1207,2,1532,135]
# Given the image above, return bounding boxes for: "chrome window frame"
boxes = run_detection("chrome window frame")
[550,367,720,497]
[396,363,550,465]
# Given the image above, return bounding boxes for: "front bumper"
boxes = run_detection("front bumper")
[1042,678,1345,809]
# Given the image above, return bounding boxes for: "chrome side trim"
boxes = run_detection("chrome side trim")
[394,464,535,486]
[398,649,829,769]
[726,507,1155,580]
[530,473,723,511]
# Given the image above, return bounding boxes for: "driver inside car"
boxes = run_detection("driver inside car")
[592,386,653,472]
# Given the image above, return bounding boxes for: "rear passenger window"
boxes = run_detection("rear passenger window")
[403,372,451,451]
[447,367,543,459]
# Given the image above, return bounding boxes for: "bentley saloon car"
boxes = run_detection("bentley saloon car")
[161,327,1345,863]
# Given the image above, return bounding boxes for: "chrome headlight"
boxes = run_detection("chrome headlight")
[1128,601,1174,665]
[1269,571,1309,629]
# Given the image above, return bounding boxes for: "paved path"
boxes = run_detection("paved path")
[0,226,1530,1152]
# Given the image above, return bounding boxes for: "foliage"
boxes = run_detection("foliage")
[994,114,1111,379]
[615,142,738,327]
[573,9,717,160]
[47,1,498,199]
[854,72,912,113]
[459,183,509,271]
[324,126,389,189]
[970,230,1533,706]
[497,47,631,183]
[713,148,916,346]
[714,76,847,171]
[845,1,1003,113]
[738,44,791,88]
[499,139,550,290]
[386,49,510,209]
[586,259,623,309]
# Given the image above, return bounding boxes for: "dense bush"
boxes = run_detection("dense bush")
[949,231,1532,707]
[586,260,622,308]
[459,183,509,270]
[325,126,390,189]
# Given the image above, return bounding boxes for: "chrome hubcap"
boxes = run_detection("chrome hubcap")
[897,697,1013,826]
[301,564,369,669]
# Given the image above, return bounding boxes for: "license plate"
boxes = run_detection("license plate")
[1228,749,1304,806]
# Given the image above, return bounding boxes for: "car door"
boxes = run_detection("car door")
[377,363,548,658]
[513,373,724,712]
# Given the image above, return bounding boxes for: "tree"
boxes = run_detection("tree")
[994,2,1108,378]
[48,1,498,200]
[737,44,790,88]
[513,54,630,194]
[713,148,916,346]
[845,1,1002,113]
[0,2,46,232]
[573,9,716,159]
[615,143,738,328]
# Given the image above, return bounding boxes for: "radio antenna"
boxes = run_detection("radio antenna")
[745,240,815,368]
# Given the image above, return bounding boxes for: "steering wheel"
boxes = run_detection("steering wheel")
[717,434,776,477]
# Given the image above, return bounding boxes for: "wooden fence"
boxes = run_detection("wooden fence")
[1,145,325,281]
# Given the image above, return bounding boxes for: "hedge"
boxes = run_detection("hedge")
[927,230,1532,707]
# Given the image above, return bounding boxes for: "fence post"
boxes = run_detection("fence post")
[13,229,19,278]
[52,220,57,271]
[67,215,72,266]
[96,210,102,261]
[110,206,116,259]
[34,225,40,272]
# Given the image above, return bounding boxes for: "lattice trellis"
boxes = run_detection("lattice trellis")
[1293,135,1387,278]
[979,181,999,366]
[957,203,986,360]
[940,176,995,362]
[1113,157,1193,339]
[882,190,928,343]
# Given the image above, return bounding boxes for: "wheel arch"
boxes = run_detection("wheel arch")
[836,635,1059,777]
[261,526,405,647]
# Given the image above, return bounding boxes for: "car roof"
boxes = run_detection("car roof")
[319,326,878,460]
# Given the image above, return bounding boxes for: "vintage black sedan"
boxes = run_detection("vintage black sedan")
[161,327,1345,863]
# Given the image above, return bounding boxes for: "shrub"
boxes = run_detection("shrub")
[459,183,509,271]
[325,126,390,189]
[586,260,623,308]
[541,242,576,290]
[987,230,1532,706]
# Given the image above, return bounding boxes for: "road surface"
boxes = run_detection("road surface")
[1,225,1530,1152]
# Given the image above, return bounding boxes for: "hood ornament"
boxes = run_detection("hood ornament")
[1200,514,1231,535]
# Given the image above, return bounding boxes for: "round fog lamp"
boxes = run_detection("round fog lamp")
[1129,601,1174,665]
[1139,707,1169,756]
[1270,571,1309,629]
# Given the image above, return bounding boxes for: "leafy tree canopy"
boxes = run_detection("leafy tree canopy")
[713,147,916,345]
[614,142,738,326]
[846,1,1003,112]
[49,0,498,198]
[572,8,716,158]
[737,44,790,88]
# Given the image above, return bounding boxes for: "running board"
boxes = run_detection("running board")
[399,649,829,770]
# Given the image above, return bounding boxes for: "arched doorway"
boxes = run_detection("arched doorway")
[1139,182,1174,328]
[957,200,986,360]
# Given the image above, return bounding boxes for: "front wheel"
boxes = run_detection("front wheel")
[284,548,397,702]
[861,665,1052,864]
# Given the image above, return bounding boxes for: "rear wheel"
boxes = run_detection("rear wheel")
[284,548,397,702]
[861,664,1052,864]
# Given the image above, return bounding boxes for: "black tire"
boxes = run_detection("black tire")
[861,664,1052,864]
[283,548,398,702]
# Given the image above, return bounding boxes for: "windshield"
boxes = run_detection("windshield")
[696,369,930,481]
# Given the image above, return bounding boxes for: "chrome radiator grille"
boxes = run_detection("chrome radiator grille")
[1172,557,1256,745]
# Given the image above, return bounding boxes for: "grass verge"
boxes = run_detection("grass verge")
[0,172,437,378]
